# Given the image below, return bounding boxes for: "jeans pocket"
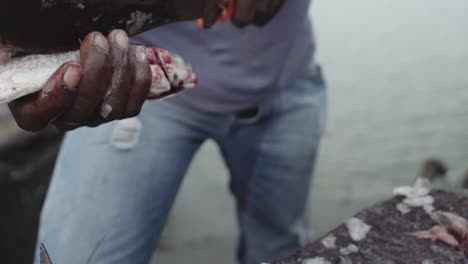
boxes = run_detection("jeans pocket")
[297,63,328,136]
[268,61,327,126]
[286,62,326,100]
[302,63,326,87]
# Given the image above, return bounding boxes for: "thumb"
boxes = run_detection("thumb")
[254,0,285,26]
[232,0,257,27]
[8,62,82,132]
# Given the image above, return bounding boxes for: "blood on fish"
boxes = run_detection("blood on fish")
[0,47,197,103]
[162,55,173,64]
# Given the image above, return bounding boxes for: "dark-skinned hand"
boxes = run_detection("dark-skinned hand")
[231,0,286,27]
[8,30,152,132]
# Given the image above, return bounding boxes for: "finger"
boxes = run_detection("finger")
[97,30,133,121]
[253,0,271,26]
[256,0,270,13]
[254,0,285,26]
[9,62,82,132]
[202,0,224,28]
[57,32,112,125]
[232,0,257,28]
[124,45,151,118]
[54,123,80,131]
[271,0,286,14]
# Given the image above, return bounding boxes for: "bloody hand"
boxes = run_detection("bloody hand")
[8,30,152,131]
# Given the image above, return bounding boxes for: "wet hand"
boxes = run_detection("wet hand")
[8,30,152,132]
[231,0,286,27]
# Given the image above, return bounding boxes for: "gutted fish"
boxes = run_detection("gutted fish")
[0,47,198,103]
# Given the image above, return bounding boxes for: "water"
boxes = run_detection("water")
[310,0,468,233]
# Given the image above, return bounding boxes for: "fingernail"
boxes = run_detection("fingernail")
[101,104,113,119]
[93,34,110,53]
[63,64,81,90]
[135,46,148,63]
[115,31,129,50]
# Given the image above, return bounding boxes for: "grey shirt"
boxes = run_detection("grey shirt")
[132,0,314,113]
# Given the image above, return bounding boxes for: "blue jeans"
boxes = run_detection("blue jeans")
[34,63,327,264]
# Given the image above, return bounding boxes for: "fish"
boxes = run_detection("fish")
[413,211,468,258]
[0,46,199,103]
[0,0,223,54]
[0,0,227,102]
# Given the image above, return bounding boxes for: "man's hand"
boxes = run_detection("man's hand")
[232,0,285,27]
[8,30,152,132]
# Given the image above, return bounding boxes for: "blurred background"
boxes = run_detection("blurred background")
[152,0,468,262]
[1,0,467,263]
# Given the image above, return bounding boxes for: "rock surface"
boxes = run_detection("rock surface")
[272,190,468,264]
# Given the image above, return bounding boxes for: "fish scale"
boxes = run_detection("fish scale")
[0,47,198,103]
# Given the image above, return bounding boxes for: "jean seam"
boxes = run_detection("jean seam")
[236,117,270,264]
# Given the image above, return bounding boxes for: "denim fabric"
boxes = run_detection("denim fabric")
[34,62,327,264]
